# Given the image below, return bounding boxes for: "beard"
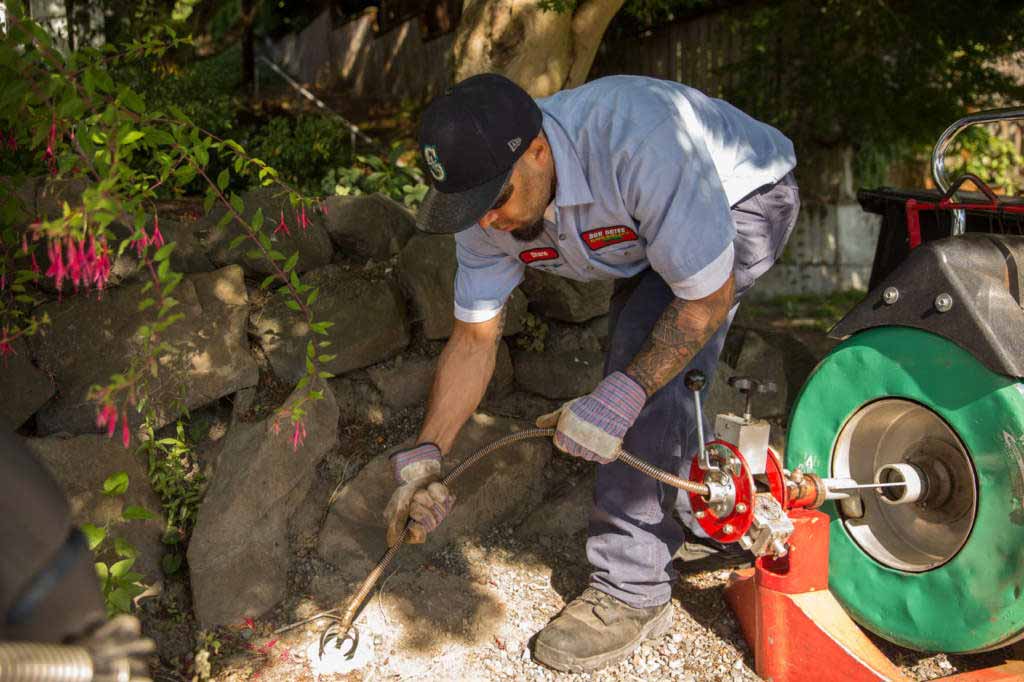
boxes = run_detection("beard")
[509,174,557,243]
[510,220,546,242]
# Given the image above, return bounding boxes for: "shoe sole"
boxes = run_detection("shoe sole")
[533,601,674,674]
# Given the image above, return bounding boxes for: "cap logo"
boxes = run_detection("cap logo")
[423,145,446,182]
[508,137,522,152]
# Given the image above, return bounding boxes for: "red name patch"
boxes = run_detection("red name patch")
[581,226,639,251]
[519,247,559,264]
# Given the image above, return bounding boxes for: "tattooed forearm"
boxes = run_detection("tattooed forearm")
[625,274,735,397]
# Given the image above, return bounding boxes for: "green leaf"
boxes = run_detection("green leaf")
[122,505,156,521]
[162,553,182,575]
[229,193,244,216]
[120,130,145,145]
[137,298,155,312]
[107,587,133,614]
[306,289,319,306]
[260,274,277,289]
[252,208,264,231]
[110,558,136,579]
[95,562,110,584]
[82,523,107,550]
[102,471,130,496]
[285,300,301,312]
[306,340,315,359]
[114,537,139,559]
[228,234,248,251]
[217,169,230,191]
[284,251,299,272]
[153,243,176,261]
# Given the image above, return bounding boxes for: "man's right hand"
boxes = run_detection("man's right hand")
[383,444,456,547]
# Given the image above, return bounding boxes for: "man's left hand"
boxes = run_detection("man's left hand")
[536,371,646,464]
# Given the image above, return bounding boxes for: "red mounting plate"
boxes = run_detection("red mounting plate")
[687,440,756,543]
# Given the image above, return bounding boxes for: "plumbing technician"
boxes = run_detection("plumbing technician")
[384,73,799,673]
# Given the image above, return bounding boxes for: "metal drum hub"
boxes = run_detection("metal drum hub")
[832,398,977,572]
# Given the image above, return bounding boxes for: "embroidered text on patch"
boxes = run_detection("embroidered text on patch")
[581,226,639,251]
[519,247,559,264]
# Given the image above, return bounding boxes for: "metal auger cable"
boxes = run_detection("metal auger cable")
[290,427,710,658]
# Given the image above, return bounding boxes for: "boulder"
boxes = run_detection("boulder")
[252,265,409,384]
[199,188,333,277]
[317,412,551,583]
[511,319,605,399]
[521,269,612,323]
[517,471,596,541]
[329,374,392,427]
[187,379,339,626]
[31,266,258,434]
[323,193,415,260]
[0,336,54,429]
[512,348,604,400]
[25,434,167,582]
[397,233,526,339]
[361,340,514,412]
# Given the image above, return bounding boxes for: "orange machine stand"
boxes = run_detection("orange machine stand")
[723,509,1024,682]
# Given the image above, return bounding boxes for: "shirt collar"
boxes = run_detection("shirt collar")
[540,111,594,208]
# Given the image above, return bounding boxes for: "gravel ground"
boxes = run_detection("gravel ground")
[186,517,1022,682]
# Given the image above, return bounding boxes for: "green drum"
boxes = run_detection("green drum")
[786,326,1024,653]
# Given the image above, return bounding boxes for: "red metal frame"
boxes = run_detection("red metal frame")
[904,174,1024,249]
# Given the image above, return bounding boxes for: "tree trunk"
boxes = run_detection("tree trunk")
[453,0,624,97]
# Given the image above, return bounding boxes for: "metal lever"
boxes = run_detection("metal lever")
[685,369,717,472]
[727,376,777,421]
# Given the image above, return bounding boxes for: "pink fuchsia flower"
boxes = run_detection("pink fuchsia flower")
[90,236,111,290]
[298,205,310,231]
[273,210,289,237]
[272,419,281,435]
[150,215,165,249]
[319,200,328,216]
[45,239,66,291]
[30,251,40,274]
[66,237,88,291]
[121,411,131,448]
[290,420,306,451]
[43,116,58,175]
[0,328,15,366]
[132,229,148,257]
[96,402,118,437]
[6,131,16,151]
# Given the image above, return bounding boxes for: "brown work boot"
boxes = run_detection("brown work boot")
[533,587,673,673]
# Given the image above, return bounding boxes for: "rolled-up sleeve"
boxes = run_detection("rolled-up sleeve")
[621,116,736,300]
[454,228,525,323]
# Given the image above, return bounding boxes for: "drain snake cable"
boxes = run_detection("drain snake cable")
[271,427,710,657]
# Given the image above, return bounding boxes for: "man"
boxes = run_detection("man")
[384,73,799,673]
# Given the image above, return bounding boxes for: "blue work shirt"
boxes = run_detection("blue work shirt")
[453,75,796,324]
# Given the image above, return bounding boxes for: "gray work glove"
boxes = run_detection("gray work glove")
[383,444,456,547]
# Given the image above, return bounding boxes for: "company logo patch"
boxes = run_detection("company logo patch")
[423,145,446,182]
[581,226,639,251]
[519,247,559,264]
[508,137,522,152]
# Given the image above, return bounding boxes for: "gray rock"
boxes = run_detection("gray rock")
[200,188,333,277]
[159,217,216,274]
[329,374,392,427]
[361,339,513,412]
[397,233,526,339]
[512,348,604,400]
[521,270,612,323]
[31,266,258,434]
[0,336,54,429]
[252,265,409,384]
[188,379,339,626]
[317,412,551,582]
[517,471,595,540]
[366,355,436,410]
[35,177,88,221]
[323,193,415,260]
[26,434,167,583]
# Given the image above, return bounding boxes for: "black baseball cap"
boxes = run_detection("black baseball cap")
[416,73,543,234]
